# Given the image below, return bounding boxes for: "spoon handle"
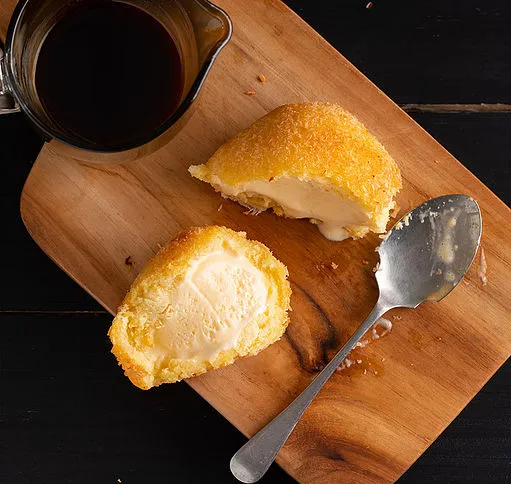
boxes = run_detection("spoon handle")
[230,298,392,483]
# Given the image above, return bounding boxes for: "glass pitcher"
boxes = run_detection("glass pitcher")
[0,0,232,162]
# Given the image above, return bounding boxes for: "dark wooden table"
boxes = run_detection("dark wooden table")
[1,1,510,482]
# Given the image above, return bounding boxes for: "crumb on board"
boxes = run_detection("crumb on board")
[331,262,338,270]
[217,203,223,212]
[117,479,122,483]
[156,243,163,250]
[362,260,369,265]
[392,315,402,320]
[478,246,488,286]
[245,89,256,96]
[337,357,362,372]
[372,262,381,272]
[366,1,373,8]
[391,205,400,218]
[372,318,392,339]
[124,256,134,267]
[338,320,392,374]
[243,207,262,216]
[257,74,266,83]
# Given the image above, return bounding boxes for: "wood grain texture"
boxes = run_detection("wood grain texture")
[0,0,15,42]
[5,0,511,482]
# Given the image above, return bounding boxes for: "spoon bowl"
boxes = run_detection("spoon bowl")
[377,194,482,308]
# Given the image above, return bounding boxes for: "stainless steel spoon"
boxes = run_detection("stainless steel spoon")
[230,194,482,483]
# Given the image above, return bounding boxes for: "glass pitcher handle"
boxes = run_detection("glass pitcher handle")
[0,44,20,115]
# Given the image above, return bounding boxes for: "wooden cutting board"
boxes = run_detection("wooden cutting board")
[3,0,511,482]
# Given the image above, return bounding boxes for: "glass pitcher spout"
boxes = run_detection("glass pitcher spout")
[174,0,232,108]
[182,0,232,67]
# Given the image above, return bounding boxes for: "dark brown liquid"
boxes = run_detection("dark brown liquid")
[35,1,183,150]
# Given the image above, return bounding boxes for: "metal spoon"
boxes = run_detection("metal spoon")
[230,194,482,483]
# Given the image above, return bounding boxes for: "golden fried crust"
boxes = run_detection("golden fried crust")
[108,226,291,390]
[190,103,402,232]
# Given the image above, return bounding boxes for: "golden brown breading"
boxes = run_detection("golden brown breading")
[190,103,401,239]
[109,226,291,389]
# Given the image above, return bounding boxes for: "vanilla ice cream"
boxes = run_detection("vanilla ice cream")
[154,250,268,359]
[210,176,371,241]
